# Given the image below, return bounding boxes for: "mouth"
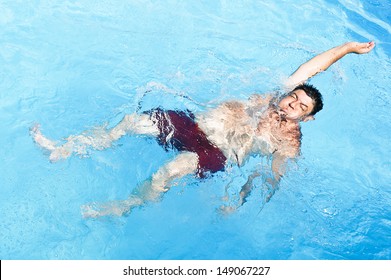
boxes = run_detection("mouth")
[276,108,288,120]
[278,107,287,115]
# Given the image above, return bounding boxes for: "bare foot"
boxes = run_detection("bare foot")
[81,196,143,218]
[30,124,72,162]
[30,124,56,151]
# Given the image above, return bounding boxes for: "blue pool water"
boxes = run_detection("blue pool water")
[0,0,390,260]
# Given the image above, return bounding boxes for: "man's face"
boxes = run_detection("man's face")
[278,89,315,121]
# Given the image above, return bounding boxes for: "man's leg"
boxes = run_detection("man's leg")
[141,151,199,201]
[31,113,159,162]
[81,152,199,218]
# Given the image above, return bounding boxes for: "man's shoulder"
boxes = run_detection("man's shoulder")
[276,121,302,158]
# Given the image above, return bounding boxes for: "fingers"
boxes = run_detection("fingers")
[219,205,237,215]
[358,41,375,53]
[366,41,375,51]
[350,41,375,54]
[29,123,41,135]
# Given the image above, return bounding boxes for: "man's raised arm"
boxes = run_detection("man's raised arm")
[285,41,375,88]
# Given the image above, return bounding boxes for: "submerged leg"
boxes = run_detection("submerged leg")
[81,152,199,218]
[140,151,199,201]
[31,113,159,162]
[30,124,73,161]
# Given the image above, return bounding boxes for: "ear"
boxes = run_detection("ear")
[302,115,315,122]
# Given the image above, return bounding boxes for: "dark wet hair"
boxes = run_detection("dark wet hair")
[293,83,323,116]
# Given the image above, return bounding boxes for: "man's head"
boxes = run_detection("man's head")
[278,83,323,122]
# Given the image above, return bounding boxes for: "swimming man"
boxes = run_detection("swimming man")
[31,41,375,217]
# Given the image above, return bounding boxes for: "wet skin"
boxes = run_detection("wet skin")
[278,89,315,121]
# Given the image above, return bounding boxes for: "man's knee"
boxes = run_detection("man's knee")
[167,152,199,176]
[132,114,160,136]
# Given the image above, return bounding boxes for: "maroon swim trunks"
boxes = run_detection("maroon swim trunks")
[147,108,227,177]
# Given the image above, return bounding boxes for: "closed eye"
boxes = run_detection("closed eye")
[300,104,308,111]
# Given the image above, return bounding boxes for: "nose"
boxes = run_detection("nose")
[288,100,297,110]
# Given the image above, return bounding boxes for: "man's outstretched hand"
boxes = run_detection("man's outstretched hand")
[348,41,375,54]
